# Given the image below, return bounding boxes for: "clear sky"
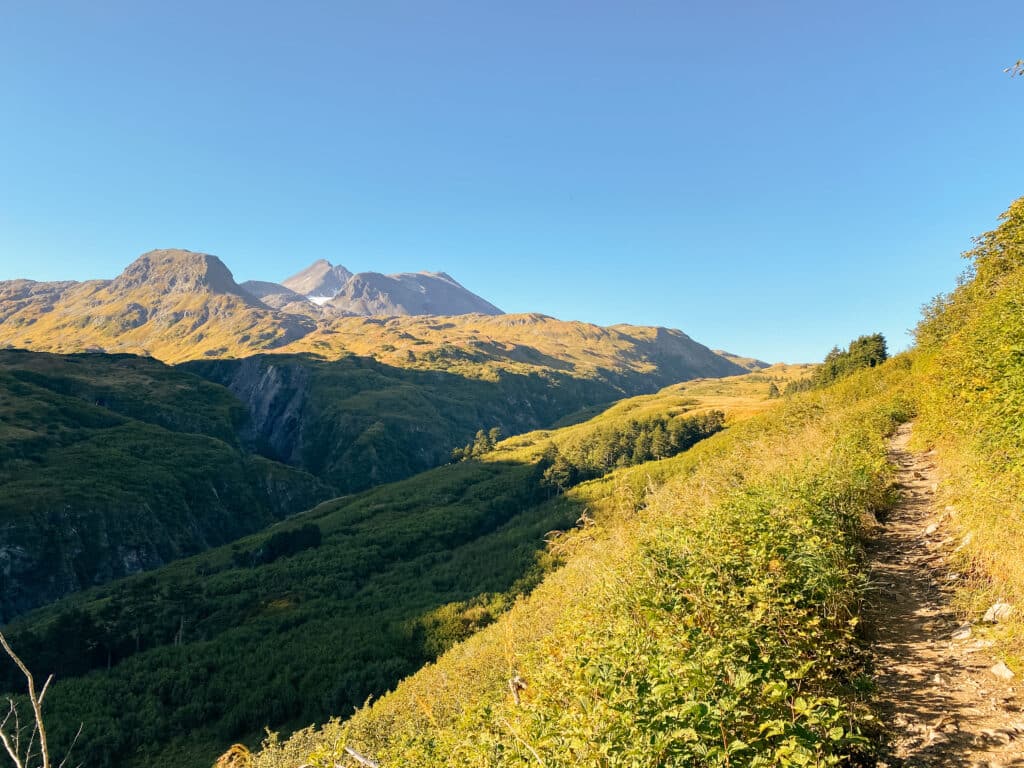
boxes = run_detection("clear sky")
[1,2,1022,362]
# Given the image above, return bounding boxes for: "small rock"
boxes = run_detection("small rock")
[983,601,1014,623]
[931,482,939,493]
[951,623,973,640]
[954,531,974,552]
[990,661,1015,681]
[924,522,939,536]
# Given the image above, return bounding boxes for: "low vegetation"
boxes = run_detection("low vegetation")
[254,357,914,767]
[912,196,1024,661]
[0,370,771,768]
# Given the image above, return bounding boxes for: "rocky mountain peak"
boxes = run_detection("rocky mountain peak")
[111,249,244,296]
[282,259,354,299]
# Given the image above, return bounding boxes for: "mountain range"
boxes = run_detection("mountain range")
[0,248,752,622]
[0,246,761,768]
[0,250,745,379]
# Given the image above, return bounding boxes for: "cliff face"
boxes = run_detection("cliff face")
[0,351,330,620]
[187,356,313,465]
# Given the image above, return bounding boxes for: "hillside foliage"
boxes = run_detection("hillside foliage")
[913,195,1024,658]
[0,378,743,768]
[254,361,914,767]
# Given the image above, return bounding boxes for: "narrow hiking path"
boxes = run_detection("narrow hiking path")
[865,423,1024,768]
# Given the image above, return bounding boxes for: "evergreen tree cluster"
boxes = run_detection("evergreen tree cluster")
[451,427,503,461]
[786,334,888,394]
[541,410,726,492]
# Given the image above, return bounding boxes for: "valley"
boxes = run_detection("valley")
[3,201,1024,768]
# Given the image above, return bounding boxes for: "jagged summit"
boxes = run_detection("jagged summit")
[278,258,502,316]
[329,271,503,316]
[282,259,353,301]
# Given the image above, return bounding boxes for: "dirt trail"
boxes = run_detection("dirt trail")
[865,423,1024,767]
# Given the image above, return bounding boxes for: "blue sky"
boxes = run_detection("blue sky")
[1,2,1022,362]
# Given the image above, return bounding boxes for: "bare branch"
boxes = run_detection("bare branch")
[0,631,51,768]
[344,746,380,768]
[56,724,82,768]
[0,706,24,768]
[37,678,52,708]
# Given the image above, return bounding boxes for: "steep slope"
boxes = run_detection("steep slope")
[182,353,652,493]
[0,350,330,620]
[4,369,781,768]
[281,259,353,302]
[251,358,914,768]
[327,270,503,316]
[0,250,315,359]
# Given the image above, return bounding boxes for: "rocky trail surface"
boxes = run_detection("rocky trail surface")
[866,423,1024,767]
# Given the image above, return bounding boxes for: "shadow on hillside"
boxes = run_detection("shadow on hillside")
[180,352,638,491]
[3,453,588,768]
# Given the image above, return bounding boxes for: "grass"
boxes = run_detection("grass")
[251,360,915,768]
[908,196,1024,666]
[3,368,780,768]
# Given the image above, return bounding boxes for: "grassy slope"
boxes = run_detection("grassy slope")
[910,196,1024,664]
[256,360,915,768]
[0,350,329,620]
[283,314,744,386]
[7,368,788,768]
[252,197,1024,767]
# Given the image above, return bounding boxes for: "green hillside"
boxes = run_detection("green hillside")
[183,351,700,494]
[246,199,1024,766]
[0,350,330,620]
[0,338,743,620]
[1,372,754,768]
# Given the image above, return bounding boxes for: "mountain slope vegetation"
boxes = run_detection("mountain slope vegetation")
[254,356,914,768]
[243,196,1024,767]
[0,349,330,620]
[0,369,787,768]
[0,253,749,619]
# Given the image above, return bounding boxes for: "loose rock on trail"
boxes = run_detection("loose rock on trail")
[865,423,1023,768]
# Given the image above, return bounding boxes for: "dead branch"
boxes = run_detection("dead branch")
[0,630,50,768]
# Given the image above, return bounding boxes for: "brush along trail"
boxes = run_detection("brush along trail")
[865,424,1024,767]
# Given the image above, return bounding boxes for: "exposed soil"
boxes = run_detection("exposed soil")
[864,423,1024,767]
